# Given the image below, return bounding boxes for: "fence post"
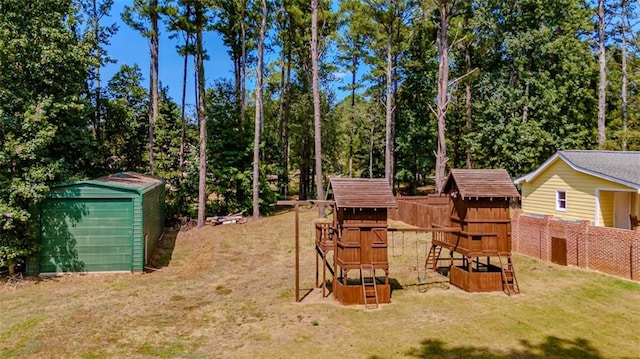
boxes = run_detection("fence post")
[544,215,552,261]
[512,209,521,252]
[577,220,589,268]
[583,220,590,269]
[633,227,640,280]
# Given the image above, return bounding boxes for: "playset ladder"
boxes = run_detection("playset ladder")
[425,244,443,272]
[360,264,378,309]
[498,253,520,296]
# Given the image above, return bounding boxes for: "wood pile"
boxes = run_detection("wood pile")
[206,212,247,225]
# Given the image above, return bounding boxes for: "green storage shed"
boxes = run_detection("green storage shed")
[27,172,165,274]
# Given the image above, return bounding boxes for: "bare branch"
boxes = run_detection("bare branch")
[449,68,478,86]
[427,103,438,118]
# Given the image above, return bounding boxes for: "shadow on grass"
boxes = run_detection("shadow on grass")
[146,228,178,270]
[375,336,606,359]
[390,277,403,291]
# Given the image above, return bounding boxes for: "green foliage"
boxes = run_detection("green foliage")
[395,19,438,190]
[102,64,149,172]
[461,0,598,177]
[121,0,162,38]
[3,0,640,269]
[0,0,93,269]
[206,80,276,216]
[154,86,194,217]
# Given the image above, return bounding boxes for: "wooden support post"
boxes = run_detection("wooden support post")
[315,247,319,288]
[322,252,327,297]
[334,224,338,289]
[275,199,335,303]
[295,203,300,302]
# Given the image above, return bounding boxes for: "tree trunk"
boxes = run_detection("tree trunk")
[311,0,324,216]
[385,41,393,185]
[240,0,247,127]
[148,0,159,177]
[283,50,292,197]
[597,0,606,149]
[93,0,102,142]
[369,114,374,178]
[196,6,207,229]
[278,36,287,193]
[234,56,241,105]
[179,5,192,186]
[621,7,628,151]
[349,54,358,178]
[435,1,449,194]
[179,49,188,168]
[252,0,267,220]
[465,42,473,169]
[278,37,292,196]
[7,258,15,276]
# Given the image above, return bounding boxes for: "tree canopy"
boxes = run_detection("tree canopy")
[2,0,639,271]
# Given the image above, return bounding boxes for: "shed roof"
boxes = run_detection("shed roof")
[94,172,162,193]
[514,151,640,190]
[52,172,163,195]
[443,169,520,199]
[329,178,397,208]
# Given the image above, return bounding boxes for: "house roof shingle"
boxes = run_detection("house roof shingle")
[515,150,640,190]
[329,178,397,208]
[443,169,520,199]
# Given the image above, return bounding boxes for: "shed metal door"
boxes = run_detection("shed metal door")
[39,198,134,273]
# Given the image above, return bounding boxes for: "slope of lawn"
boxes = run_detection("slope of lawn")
[1,207,639,358]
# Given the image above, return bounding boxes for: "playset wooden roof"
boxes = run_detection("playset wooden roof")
[443,169,520,199]
[329,178,397,209]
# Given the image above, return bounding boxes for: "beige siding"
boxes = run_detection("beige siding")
[599,191,614,227]
[521,159,633,225]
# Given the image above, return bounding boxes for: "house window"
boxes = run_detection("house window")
[556,190,567,211]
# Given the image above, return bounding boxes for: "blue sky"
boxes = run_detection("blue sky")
[104,1,234,108]
[104,1,351,109]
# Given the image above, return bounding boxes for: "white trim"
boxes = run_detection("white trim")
[613,192,632,229]
[595,187,636,227]
[595,189,601,226]
[556,189,567,212]
[596,187,636,193]
[514,153,561,184]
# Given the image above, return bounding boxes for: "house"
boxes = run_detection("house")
[514,151,640,229]
[27,172,165,274]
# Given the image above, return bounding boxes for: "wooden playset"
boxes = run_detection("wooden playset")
[428,169,521,295]
[282,169,522,308]
[325,177,397,308]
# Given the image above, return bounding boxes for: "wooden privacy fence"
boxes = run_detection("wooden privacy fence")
[388,195,450,228]
[512,210,640,281]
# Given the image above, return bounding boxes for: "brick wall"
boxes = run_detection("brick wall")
[512,210,640,281]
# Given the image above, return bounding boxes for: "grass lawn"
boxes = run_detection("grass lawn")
[1,207,639,358]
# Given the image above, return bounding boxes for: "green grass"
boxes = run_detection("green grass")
[1,209,639,358]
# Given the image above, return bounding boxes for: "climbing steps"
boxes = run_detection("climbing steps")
[360,264,378,309]
[425,244,443,272]
[498,253,520,296]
